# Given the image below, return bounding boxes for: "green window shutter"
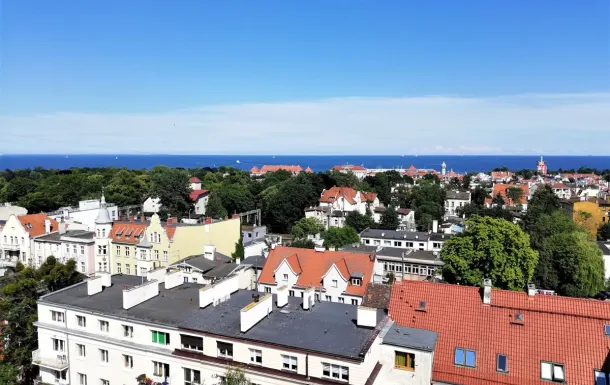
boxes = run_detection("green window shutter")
[152,331,158,343]
[159,332,166,345]
[395,352,406,367]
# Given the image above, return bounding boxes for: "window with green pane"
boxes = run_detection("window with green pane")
[151,330,169,345]
[395,351,415,371]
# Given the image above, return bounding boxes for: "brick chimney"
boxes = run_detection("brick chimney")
[205,217,212,224]
[166,217,178,225]
[129,216,135,222]
[231,213,240,219]
[224,215,229,220]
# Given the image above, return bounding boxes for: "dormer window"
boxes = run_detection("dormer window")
[282,274,288,281]
[331,280,338,288]
[541,361,564,382]
[351,278,361,286]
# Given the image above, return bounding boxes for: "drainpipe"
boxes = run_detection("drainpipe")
[306,353,309,380]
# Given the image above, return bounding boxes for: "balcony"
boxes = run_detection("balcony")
[32,349,69,371]
[2,243,20,251]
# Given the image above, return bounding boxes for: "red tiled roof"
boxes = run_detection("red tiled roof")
[408,165,417,171]
[189,177,201,183]
[250,166,259,173]
[552,183,569,189]
[286,254,302,275]
[389,280,610,385]
[189,189,209,202]
[396,208,412,215]
[18,214,58,237]
[492,183,529,205]
[321,186,357,205]
[109,222,148,244]
[491,171,513,180]
[305,167,313,173]
[259,246,375,296]
[251,165,304,175]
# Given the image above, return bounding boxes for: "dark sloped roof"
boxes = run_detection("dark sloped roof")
[171,253,232,273]
[598,242,610,255]
[446,190,471,200]
[201,263,238,279]
[362,283,391,310]
[241,254,267,269]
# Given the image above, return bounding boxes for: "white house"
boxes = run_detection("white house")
[32,271,436,385]
[47,198,118,231]
[93,195,113,273]
[551,183,572,199]
[598,242,610,280]
[33,221,96,274]
[359,229,450,253]
[306,186,380,229]
[0,213,58,268]
[331,164,368,179]
[142,197,162,214]
[445,190,471,217]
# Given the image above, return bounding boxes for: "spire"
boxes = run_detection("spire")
[95,190,112,225]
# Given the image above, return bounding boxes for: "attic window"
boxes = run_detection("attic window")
[416,301,427,312]
[351,278,361,286]
[605,324,610,336]
[26,223,32,229]
[515,313,524,321]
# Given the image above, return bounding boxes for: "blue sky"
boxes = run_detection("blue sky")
[0,0,608,154]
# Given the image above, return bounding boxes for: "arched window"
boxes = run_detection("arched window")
[102,229,106,237]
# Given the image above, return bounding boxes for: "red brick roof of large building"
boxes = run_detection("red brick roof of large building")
[189,189,209,202]
[17,214,58,237]
[332,165,366,171]
[320,186,377,205]
[250,165,305,175]
[388,280,610,385]
[259,246,375,296]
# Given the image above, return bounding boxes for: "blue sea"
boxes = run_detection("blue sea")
[0,155,609,173]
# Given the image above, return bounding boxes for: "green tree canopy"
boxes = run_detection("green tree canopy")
[232,234,245,261]
[344,211,375,232]
[322,226,360,249]
[598,222,610,241]
[206,191,228,218]
[378,206,400,230]
[149,166,192,218]
[441,216,538,291]
[291,217,324,240]
[216,366,251,385]
[410,183,445,230]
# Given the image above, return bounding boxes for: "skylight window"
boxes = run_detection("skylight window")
[454,348,476,368]
[541,362,564,382]
[497,354,508,373]
[515,313,524,321]
[605,324,610,336]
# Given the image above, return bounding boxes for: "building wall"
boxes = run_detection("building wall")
[194,195,209,215]
[143,197,161,213]
[375,343,434,385]
[0,215,31,263]
[572,200,608,238]
[171,218,240,263]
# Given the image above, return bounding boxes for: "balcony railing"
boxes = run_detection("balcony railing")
[31,349,69,370]
[2,244,20,251]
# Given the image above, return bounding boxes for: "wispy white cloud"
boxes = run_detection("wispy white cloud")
[1,93,609,155]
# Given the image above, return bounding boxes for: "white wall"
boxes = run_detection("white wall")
[375,343,434,385]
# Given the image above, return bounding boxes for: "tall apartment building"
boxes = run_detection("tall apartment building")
[33,271,438,385]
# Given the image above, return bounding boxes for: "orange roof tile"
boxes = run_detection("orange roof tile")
[492,183,529,205]
[286,253,302,275]
[189,176,201,183]
[259,246,375,296]
[109,222,148,244]
[189,189,209,202]
[18,214,58,237]
[332,165,366,171]
[252,165,304,175]
[389,280,610,385]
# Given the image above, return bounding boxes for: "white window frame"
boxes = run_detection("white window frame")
[217,341,233,358]
[78,373,87,385]
[322,363,349,382]
[52,338,65,352]
[282,355,297,371]
[541,361,565,382]
[99,348,109,364]
[184,368,201,385]
[51,310,65,323]
[123,324,134,338]
[99,320,110,332]
[123,354,133,369]
[249,348,263,365]
[77,343,86,357]
[76,315,86,327]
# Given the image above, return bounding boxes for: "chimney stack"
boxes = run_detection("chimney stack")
[203,245,216,261]
[276,286,288,307]
[164,269,184,289]
[432,220,438,233]
[527,283,537,296]
[123,280,159,309]
[482,278,492,305]
[87,276,103,296]
[59,219,67,235]
[44,219,51,234]
[205,217,212,224]
[357,306,377,328]
[302,287,315,311]
[240,293,272,333]
[199,274,239,308]
[97,271,112,288]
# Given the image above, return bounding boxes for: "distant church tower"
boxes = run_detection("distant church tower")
[537,156,547,176]
[441,161,447,176]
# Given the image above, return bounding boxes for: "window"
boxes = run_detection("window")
[282,355,297,371]
[125,263,131,274]
[123,354,133,369]
[99,348,109,363]
[595,370,608,385]
[101,380,109,385]
[184,368,201,385]
[541,362,565,382]
[605,324,610,336]
[80,245,85,254]
[322,363,349,382]
[181,334,203,351]
[51,310,65,323]
[331,279,338,288]
[325,295,331,302]
[78,373,87,385]
[76,315,86,327]
[117,263,122,273]
[339,297,345,303]
[454,348,476,367]
[282,274,288,281]
[73,245,77,254]
[123,325,133,338]
[351,299,358,305]
[289,290,295,297]
[66,244,70,253]
[217,341,233,358]
[154,250,159,260]
[126,247,130,257]
[249,348,262,365]
[364,239,370,245]
[394,241,402,247]
[77,343,86,357]
[152,330,170,345]
[116,246,121,256]
[99,320,109,332]
[264,287,271,293]
[53,370,67,380]
[163,250,168,261]
[52,338,65,352]
[497,354,508,373]
[81,262,85,273]
[395,351,415,371]
[351,278,361,286]
[153,361,170,378]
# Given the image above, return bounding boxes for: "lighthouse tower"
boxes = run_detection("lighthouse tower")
[537,156,547,176]
[441,161,447,176]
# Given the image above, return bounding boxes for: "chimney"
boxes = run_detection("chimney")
[232,213,240,219]
[87,276,103,295]
[140,215,146,222]
[276,285,288,308]
[166,217,178,225]
[302,287,315,311]
[357,306,377,328]
[527,283,537,296]
[59,219,67,235]
[164,269,184,289]
[205,217,212,224]
[240,293,272,333]
[122,280,159,309]
[203,245,216,260]
[482,278,492,305]
[129,216,135,222]
[199,274,239,308]
[97,271,112,288]
[146,267,166,284]
[235,257,241,265]
[224,215,229,220]
[432,220,438,233]
[45,219,52,234]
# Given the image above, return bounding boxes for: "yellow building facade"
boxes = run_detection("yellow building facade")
[570,198,610,238]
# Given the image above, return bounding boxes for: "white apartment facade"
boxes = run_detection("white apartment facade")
[33,224,96,274]
[444,190,471,217]
[359,229,450,253]
[47,198,119,231]
[306,187,380,229]
[0,213,58,269]
[33,271,436,385]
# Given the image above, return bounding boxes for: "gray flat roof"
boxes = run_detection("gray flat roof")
[241,254,267,269]
[360,229,430,241]
[39,275,386,360]
[446,191,471,200]
[202,263,238,279]
[598,242,610,256]
[382,323,438,352]
[35,230,95,242]
[341,245,439,262]
[179,291,386,360]
[171,253,231,273]
[39,275,201,326]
